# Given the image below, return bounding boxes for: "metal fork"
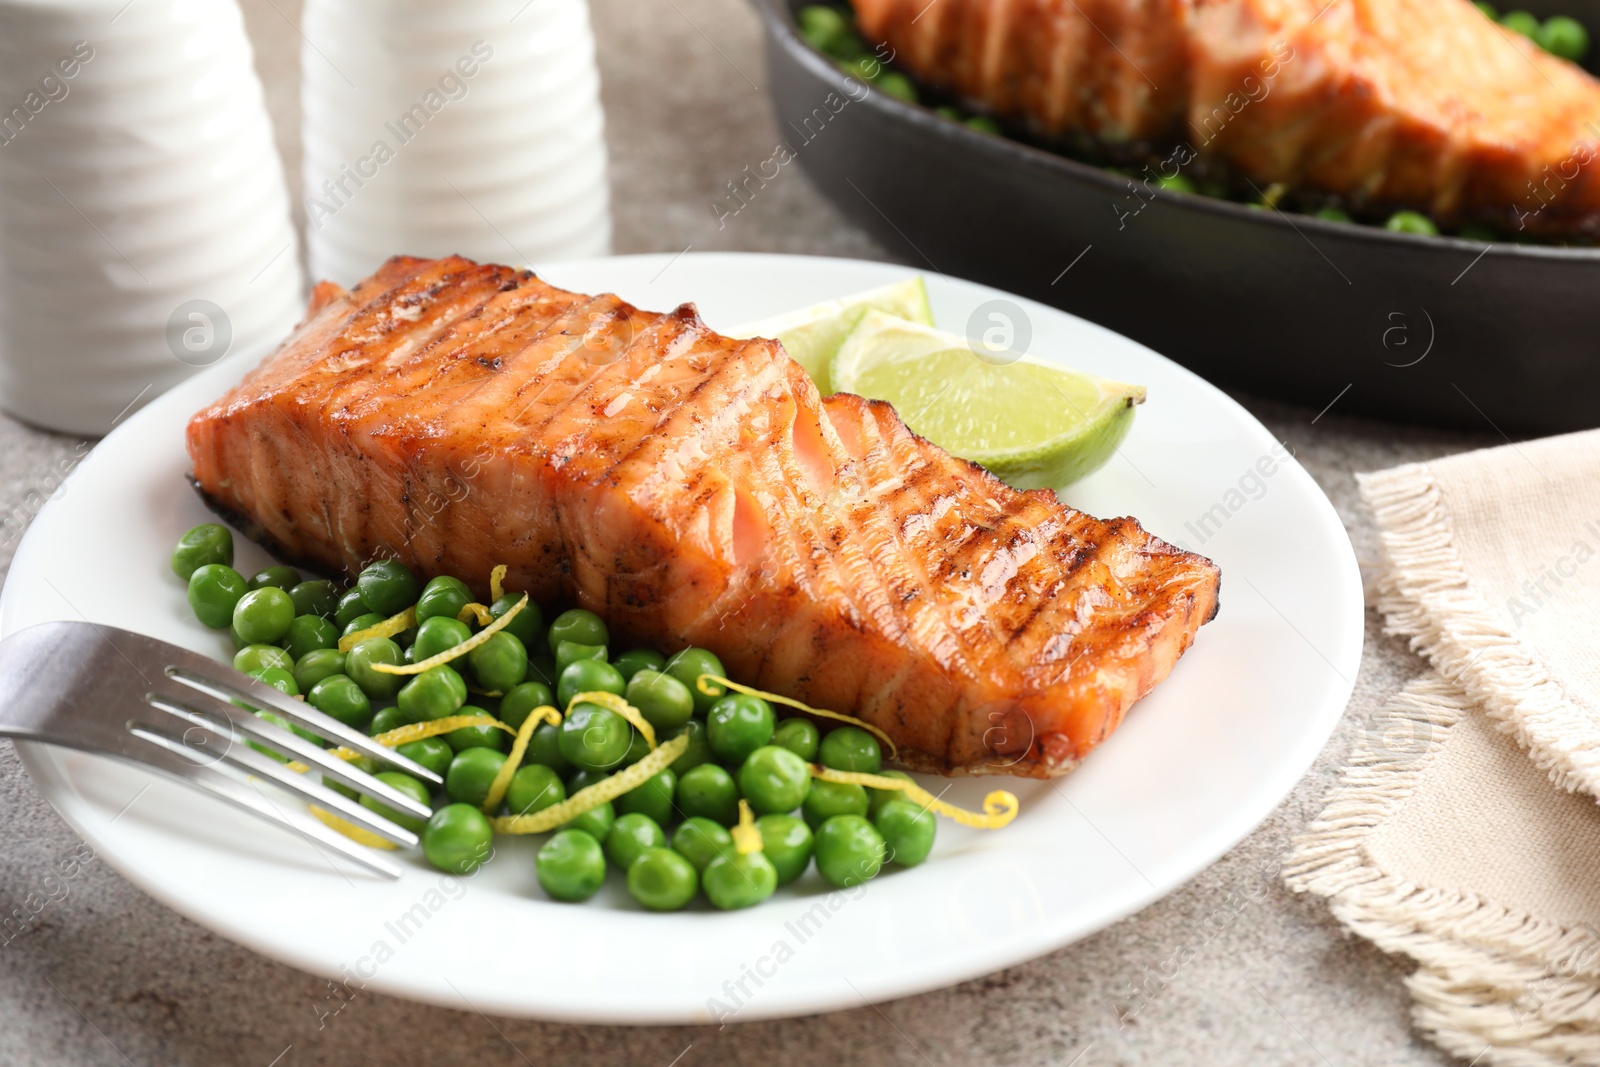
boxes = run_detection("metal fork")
[0,620,444,879]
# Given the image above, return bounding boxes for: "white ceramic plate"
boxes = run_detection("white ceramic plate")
[0,253,1362,1023]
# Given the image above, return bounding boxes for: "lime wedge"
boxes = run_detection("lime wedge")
[830,311,1145,489]
[729,278,933,393]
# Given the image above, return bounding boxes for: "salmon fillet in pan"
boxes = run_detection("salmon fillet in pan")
[852,0,1600,236]
[186,255,1220,778]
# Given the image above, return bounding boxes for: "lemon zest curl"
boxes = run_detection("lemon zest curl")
[809,766,1019,829]
[696,674,897,760]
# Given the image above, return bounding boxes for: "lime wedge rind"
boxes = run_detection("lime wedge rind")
[829,311,1145,490]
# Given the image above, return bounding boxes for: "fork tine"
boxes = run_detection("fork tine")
[120,733,404,878]
[164,664,443,785]
[146,693,433,822]
[132,720,420,849]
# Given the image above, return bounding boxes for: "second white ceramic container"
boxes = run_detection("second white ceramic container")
[300,0,613,286]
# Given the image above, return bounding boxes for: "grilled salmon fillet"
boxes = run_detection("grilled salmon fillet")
[852,0,1600,236]
[186,255,1219,778]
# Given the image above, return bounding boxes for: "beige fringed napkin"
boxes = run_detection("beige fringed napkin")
[1286,429,1600,1066]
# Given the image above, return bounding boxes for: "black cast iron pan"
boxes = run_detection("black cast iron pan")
[752,0,1600,433]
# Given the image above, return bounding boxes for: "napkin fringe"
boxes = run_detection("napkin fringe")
[1358,463,1600,800]
[1286,677,1600,1067]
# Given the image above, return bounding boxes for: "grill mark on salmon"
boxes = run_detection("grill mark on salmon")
[187,255,1220,778]
[852,0,1600,236]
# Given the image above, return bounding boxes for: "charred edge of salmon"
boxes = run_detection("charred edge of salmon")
[850,393,1223,627]
[187,474,350,587]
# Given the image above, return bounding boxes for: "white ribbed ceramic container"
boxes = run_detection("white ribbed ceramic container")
[300,0,612,286]
[0,0,303,435]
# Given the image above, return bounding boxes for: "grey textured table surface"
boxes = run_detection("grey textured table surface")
[0,1,1508,1064]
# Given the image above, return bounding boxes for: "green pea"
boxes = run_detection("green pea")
[627,847,698,911]
[416,575,472,622]
[664,648,725,713]
[170,524,232,580]
[798,5,853,54]
[307,674,372,729]
[671,816,734,872]
[524,720,570,774]
[1313,205,1353,223]
[772,717,820,762]
[468,631,527,693]
[1539,14,1590,59]
[526,653,559,688]
[757,813,813,885]
[1384,210,1439,236]
[617,767,677,826]
[547,608,608,653]
[445,714,509,753]
[505,763,565,816]
[411,616,472,662]
[368,706,409,737]
[613,648,666,682]
[1501,9,1540,37]
[802,778,869,829]
[738,745,812,814]
[187,564,248,629]
[347,637,404,701]
[342,612,386,639]
[875,798,936,866]
[490,593,543,649]
[229,624,251,651]
[292,647,347,693]
[668,720,715,775]
[247,565,300,592]
[558,659,627,715]
[704,851,778,910]
[875,71,917,103]
[357,559,421,617]
[233,643,293,676]
[555,640,608,676]
[500,681,557,732]
[606,812,666,871]
[289,579,341,620]
[625,670,695,731]
[359,771,432,834]
[562,799,615,842]
[334,589,370,628]
[283,614,338,660]
[249,667,299,698]
[423,804,494,874]
[813,814,887,888]
[536,829,607,902]
[935,104,962,121]
[819,726,881,773]
[840,55,882,82]
[866,769,916,818]
[397,665,468,723]
[559,703,632,772]
[445,747,506,807]
[706,694,775,765]
[676,763,739,826]
[964,115,1001,135]
[1154,172,1196,193]
[394,736,453,779]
